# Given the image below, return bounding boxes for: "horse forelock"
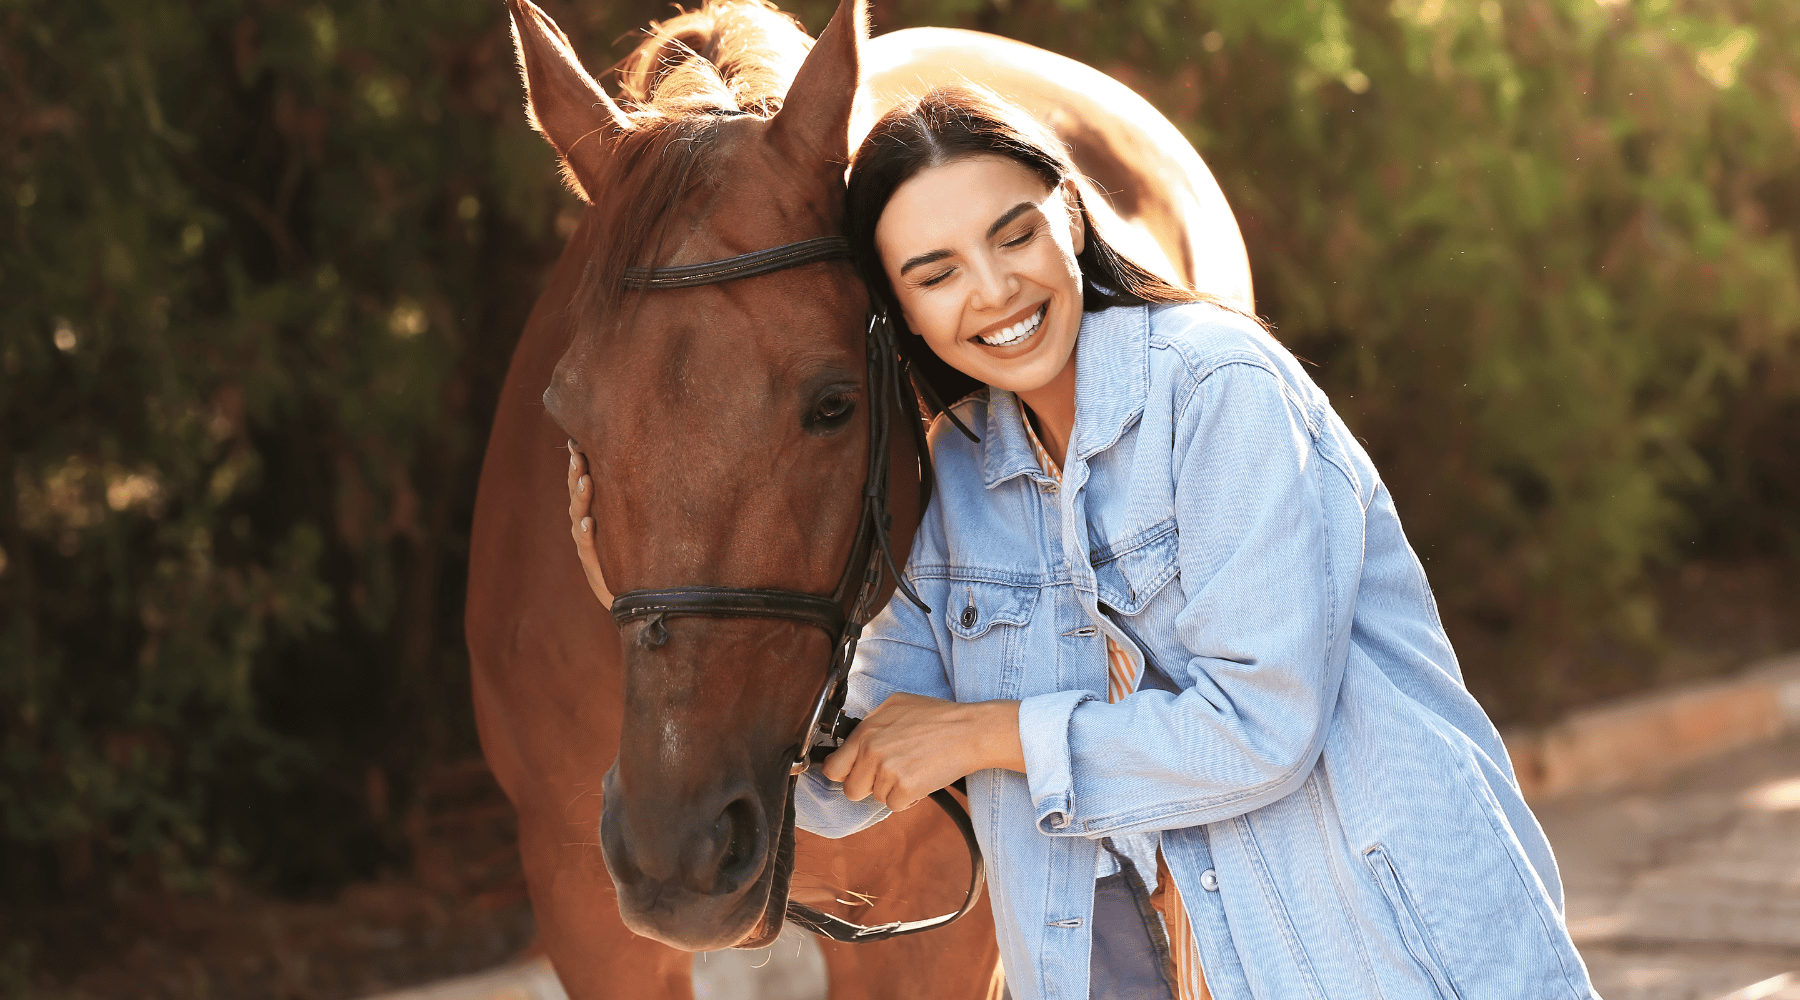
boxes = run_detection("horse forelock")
[566,0,816,349]
[614,0,811,114]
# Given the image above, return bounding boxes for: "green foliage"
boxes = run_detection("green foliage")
[1,0,1796,916]
[0,0,585,908]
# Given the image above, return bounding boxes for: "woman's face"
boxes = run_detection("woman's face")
[873,154,1085,398]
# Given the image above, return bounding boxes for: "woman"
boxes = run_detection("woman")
[570,88,1597,1000]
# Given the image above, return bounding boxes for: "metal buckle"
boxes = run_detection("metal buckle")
[789,666,846,776]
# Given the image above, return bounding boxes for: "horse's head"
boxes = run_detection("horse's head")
[508,0,916,951]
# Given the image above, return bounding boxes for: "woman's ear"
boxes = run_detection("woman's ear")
[1062,178,1087,256]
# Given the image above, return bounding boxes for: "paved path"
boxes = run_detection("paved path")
[1538,729,1800,1000]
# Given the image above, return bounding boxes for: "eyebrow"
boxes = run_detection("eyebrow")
[985,200,1037,239]
[898,248,953,276]
[897,200,1040,276]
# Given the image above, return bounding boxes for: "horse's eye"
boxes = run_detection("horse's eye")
[810,392,857,431]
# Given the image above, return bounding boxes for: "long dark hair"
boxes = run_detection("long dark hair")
[845,85,1216,416]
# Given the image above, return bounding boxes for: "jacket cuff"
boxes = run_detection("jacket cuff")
[1018,689,1099,835]
[793,768,891,840]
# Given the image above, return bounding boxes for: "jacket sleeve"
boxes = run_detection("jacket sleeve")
[794,563,956,838]
[1018,358,1353,838]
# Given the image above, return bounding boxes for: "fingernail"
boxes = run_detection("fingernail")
[578,476,588,494]
[581,517,591,533]
[569,454,577,470]
[567,437,577,451]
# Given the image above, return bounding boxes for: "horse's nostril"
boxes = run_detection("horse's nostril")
[674,790,764,895]
[714,795,762,891]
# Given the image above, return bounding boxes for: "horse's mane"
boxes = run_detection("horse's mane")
[578,1,815,330]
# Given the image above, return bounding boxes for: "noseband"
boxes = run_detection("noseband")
[605,236,985,944]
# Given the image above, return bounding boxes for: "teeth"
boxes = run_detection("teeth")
[978,305,1045,347]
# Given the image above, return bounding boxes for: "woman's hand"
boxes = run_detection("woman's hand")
[565,441,615,609]
[821,693,1025,812]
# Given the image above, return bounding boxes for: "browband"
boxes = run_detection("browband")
[621,236,854,290]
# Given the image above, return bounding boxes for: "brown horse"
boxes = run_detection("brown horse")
[465,0,1249,996]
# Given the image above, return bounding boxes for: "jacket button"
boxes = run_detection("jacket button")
[961,605,977,629]
[1199,869,1219,892]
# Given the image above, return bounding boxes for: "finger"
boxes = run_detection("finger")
[839,762,869,802]
[570,517,591,568]
[573,514,599,565]
[827,719,882,779]
[874,774,917,814]
[572,516,614,608]
[839,756,877,803]
[821,742,856,783]
[891,773,935,813]
[570,474,593,525]
[566,450,583,524]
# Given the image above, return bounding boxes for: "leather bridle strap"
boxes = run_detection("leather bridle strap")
[621,236,854,290]
[609,588,845,646]
[787,786,986,941]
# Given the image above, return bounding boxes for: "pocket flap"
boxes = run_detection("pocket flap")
[1093,520,1179,616]
[945,581,1039,640]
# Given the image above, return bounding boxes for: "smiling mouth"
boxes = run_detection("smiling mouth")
[975,303,1047,348]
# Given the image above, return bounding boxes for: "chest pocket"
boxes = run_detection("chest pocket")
[1091,519,1179,616]
[945,580,1039,640]
[944,581,1038,702]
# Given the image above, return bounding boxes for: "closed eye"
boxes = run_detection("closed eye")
[916,267,956,289]
[1000,226,1037,249]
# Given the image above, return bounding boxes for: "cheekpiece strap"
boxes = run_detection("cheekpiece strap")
[621,237,853,290]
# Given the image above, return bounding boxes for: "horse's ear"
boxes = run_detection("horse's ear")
[506,0,629,203]
[765,0,865,176]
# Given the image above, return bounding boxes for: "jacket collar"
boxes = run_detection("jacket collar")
[979,304,1150,489]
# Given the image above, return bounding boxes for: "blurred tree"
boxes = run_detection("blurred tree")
[0,0,622,916]
[0,0,1795,933]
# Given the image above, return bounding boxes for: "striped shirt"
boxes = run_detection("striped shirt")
[1021,409,1210,1000]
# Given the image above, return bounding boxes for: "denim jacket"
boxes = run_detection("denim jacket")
[796,303,1597,1000]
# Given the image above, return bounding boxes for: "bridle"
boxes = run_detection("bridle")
[604,235,986,943]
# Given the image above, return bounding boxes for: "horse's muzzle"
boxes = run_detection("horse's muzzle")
[597,763,779,950]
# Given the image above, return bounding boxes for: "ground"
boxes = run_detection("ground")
[13,874,535,1000]
[1542,730,1800,1000]
[12,758,535,1000]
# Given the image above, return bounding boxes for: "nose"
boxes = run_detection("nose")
[601,772,768,897]
[966,253,1017,313]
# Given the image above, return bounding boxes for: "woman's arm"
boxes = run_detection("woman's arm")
[821,693,1023,812]
[1019,357,1357,839]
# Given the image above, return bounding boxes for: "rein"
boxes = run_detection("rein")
[607,235,986,944]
